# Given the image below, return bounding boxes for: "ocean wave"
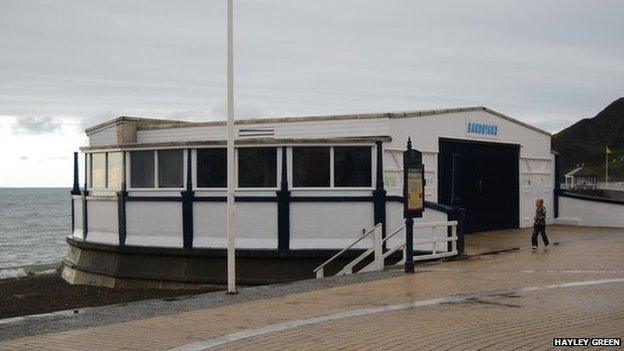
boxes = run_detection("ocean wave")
[0,268,27,279]
[0,263,60,280]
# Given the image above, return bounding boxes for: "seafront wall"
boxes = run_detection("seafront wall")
[557,192,624,228]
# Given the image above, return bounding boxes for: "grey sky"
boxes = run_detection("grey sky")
[0,0,623,186]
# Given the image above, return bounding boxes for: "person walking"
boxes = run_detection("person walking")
[531,198,549,249]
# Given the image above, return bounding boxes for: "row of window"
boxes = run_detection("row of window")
[89,146,372,190]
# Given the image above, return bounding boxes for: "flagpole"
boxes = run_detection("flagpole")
[605,147,609,183]
[226,0,237,294]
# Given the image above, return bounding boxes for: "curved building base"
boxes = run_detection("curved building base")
[62,238,391,289]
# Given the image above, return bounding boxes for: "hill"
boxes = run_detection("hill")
[552,98,624,181]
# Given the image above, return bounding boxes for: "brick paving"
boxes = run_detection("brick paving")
[1,225,623,350]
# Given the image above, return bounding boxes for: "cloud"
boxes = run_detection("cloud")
[12,116,63,135]
[45,156,69,161]
[17,155,68,162]
[210,101,265,120]
[535,119,579,134]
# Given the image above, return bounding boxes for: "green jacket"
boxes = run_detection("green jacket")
[534,206,546,226]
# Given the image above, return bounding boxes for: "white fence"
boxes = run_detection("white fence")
[597,182,624,191]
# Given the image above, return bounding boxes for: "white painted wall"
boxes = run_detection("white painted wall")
[290,202,374,249]
[138,125,226,143]
[558,197,624,228]
[72,196,84,239]
[135,118,389,144]
[88,125,117,146]
[386,110,554,227]
[193,202,277,249]
[520,156,555,226]
[275,118,389,139]
[85,200,119,245]
[126,202,183,247]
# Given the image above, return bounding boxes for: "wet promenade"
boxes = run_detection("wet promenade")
[1,225,623,350]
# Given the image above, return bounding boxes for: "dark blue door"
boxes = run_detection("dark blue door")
[438,138,519,233]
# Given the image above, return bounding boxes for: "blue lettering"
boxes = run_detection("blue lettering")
[468,122,498,136]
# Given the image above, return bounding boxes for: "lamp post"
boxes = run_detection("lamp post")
[226,0,236,294]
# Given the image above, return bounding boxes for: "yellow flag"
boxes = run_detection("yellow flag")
[606,145,612,154]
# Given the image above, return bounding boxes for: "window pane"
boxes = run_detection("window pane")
[334,147,372,187]
[91,153,107,188]
[130,150,155,188]
[238,147,277,187]
[293,147,330,187]
[107,152,123,190]
[197,148,226,188]
[158,149,184,188]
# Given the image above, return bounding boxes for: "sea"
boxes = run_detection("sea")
[0,188,70,278]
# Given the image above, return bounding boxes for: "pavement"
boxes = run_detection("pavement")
[1,225,623,350]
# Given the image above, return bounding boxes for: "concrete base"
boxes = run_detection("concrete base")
[62,238,390,289]
[61,265,218,290]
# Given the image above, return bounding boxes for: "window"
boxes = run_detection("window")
[130,150,155,188]
[238,147,277,187]
[158,149,183,188]
[107,152,123,190]
[334,146,372,187]
[91,153,107,188]
[292,147,330,187]
[197,148,226,188]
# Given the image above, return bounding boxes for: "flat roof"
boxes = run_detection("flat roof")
[80,135,392,152]
[85,106,551,137]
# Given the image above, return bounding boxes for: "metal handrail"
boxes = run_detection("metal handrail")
[383,224,405,244]
[313,223,382,276]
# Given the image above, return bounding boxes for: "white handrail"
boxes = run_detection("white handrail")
[313,223,382,278]
[314,220,460,279]
[412,220,457,228]
[383,225,405,244]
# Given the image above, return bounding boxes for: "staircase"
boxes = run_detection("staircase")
[313,221,458,278]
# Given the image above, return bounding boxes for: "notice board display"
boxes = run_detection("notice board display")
[406,168,424,212]
[403,139,424,218]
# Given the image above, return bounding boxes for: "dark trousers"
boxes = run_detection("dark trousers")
[532,224,549,247]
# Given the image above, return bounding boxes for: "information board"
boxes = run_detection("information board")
[406,168,424,212]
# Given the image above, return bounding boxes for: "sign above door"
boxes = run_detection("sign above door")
[466,120,499,139]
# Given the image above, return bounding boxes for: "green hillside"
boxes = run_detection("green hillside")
[552,98,624,181]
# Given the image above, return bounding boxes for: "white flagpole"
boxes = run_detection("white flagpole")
[605,148,609,183]
[226,0,237,294]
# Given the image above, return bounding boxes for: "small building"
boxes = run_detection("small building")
[63,106,555,287]
[564,167,598,189]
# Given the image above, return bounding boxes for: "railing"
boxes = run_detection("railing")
[313,223,382,278]
[598,182,624,191]
[313,221,458,278]
[397,221,458,264]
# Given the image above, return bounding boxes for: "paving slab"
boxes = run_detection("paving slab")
[1,225,622,350]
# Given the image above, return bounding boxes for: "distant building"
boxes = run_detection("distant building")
[565,167,598,189]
